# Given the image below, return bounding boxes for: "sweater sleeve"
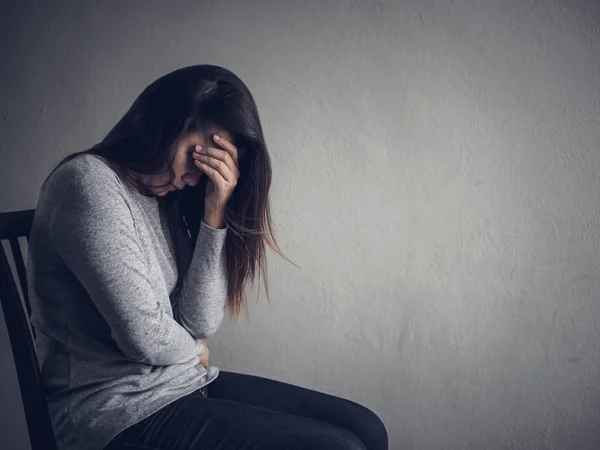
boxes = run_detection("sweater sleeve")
[49,160,204,366]
[171,220,228,340]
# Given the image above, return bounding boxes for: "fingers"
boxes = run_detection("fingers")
[193,148,237,184]
[213,134,239,167]
[192,134,239,172]
[193,138,240,181]
[194,159,227,186]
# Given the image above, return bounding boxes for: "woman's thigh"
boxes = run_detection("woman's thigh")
[104,389,366,450]
[206,371,388,450]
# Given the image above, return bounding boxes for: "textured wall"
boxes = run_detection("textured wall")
[1,1,599,449]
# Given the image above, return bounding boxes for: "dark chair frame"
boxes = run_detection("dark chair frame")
[0,209,58,450]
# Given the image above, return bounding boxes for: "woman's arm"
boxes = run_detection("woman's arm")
[50,160,204,366]
[171,134,240,339]
[170,218,228,340]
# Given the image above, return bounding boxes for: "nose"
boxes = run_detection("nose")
[183,172,202,187]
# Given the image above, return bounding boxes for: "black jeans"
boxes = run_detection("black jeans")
[103,370,388,449]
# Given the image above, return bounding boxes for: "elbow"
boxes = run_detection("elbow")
[117,336,173,366]
[196,317,223,339]
[120,344,156,365]
[120,341,157,364]
[180,310,225,340]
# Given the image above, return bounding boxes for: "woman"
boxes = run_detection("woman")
[27,64,388,450]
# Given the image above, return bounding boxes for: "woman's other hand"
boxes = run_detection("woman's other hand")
[192,134,240,229]
[197,339,210,367]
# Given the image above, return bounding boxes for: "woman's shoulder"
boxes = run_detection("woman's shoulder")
[45,153,124,194]
[33,153,131,237]
[37,153,133,217]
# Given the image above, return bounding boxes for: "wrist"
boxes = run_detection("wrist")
[203,208,225,229]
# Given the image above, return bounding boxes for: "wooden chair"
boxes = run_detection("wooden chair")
[0,208,58,450]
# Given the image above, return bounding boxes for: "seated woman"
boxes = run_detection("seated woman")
[27,64,388,450]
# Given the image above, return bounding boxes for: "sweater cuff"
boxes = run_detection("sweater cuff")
[199,219,228,242]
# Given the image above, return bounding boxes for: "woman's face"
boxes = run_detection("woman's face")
[142,125,236,196]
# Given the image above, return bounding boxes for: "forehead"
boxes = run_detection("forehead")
[173,126,242,157]
[200,125,235,145]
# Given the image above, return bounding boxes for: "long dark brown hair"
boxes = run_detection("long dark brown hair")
[43,64,287,321]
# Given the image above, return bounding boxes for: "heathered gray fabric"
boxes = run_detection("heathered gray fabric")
[26,153,228,450]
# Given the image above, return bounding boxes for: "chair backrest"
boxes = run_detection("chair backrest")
[0,209,58,450]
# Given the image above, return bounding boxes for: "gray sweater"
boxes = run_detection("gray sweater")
[26,153,228,450]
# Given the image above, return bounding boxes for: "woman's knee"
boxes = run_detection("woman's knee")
[348,402,389,450]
